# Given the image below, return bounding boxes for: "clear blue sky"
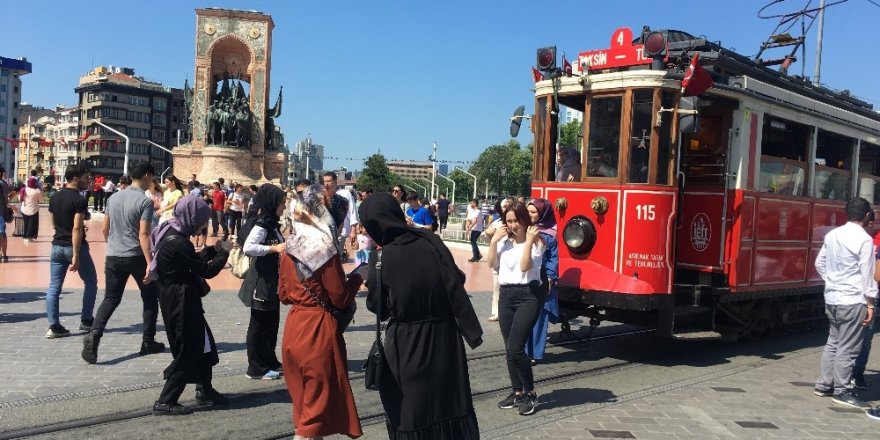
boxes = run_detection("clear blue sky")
[5,0,879,171]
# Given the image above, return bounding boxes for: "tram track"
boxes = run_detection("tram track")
[1,327,653,440]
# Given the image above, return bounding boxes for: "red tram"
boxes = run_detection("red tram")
[523,27,880,339]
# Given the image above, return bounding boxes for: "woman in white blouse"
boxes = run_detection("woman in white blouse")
[487,201,545,416]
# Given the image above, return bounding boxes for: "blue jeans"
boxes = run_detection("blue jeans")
[46,244,98,326]
[469,230,482,260]
[854,317,875,378]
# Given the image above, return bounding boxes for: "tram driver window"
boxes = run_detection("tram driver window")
[556,146,582,182]
[628,90,653,183]
[586,96,622,178]
[759,117,809,196]
[813,130,853,201]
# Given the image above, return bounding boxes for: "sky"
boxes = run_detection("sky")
[4,0,880,171]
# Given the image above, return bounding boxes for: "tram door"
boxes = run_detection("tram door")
[673,97,737,300]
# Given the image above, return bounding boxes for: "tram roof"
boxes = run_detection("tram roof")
[659,29,879,122]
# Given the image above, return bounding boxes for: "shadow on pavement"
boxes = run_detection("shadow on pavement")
[215,341,247,354]
[194,387,290,413]
[538,387,616,411]
[101,352,143,365]
[0,311,78,324]
[0,291,48,305]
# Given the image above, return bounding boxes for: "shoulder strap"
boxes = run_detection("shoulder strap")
[375,249,383,344]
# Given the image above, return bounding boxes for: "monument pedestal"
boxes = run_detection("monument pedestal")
[173,144,286,185]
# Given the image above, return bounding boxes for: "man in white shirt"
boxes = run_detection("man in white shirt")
[322,172,358,259]
[814,197,876,409]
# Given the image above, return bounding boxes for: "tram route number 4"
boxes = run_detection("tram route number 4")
[635,204,656,221]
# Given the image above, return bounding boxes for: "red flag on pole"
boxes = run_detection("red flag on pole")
[562,55,572,77]
[681,53,714,96]
[531,67,543,83]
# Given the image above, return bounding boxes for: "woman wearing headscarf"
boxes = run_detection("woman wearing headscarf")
[21,176,42,242]
[525,198,559,364]
[278,183,364,439]
[237,184,287,380]
[360,193,483,439]
[149,194,230,415]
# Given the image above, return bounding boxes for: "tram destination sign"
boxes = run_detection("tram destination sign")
[578,27,652,71]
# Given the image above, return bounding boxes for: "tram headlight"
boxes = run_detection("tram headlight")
[562,216,597,255]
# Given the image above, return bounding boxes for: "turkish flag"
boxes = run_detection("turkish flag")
[681,53,713,96]
[562,55,572,77]
[531,67,543,83]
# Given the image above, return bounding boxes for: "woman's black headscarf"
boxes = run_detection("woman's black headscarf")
[253,184,286,230]
[358,192,412,246]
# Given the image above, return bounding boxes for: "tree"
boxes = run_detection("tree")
[446,169,475,205]
[559,119,583,149]
[468,139,533,198]
[357,153,393,192]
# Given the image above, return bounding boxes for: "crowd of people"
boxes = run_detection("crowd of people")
[1,161,571,439]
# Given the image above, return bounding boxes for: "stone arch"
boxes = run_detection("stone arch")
[207,34,255,82]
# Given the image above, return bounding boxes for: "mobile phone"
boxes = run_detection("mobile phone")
[347,262,369,279]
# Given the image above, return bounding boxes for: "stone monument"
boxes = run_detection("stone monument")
[173,8,285,184]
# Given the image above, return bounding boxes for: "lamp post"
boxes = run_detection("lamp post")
[499,167,507,199]
[404,181,427,197]
[147,141,174,181]
[454,166,478,200]
[436,172,456,208]
[485,179,489,200]
[430,141,437,202]
[94,120,130,176]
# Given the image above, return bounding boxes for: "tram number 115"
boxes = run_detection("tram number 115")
[635,204,656,221]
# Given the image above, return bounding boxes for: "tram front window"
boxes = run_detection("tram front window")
[587,96,622,178]
[628,90,653,183]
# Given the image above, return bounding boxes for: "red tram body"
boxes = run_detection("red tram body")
[528,27,880,339]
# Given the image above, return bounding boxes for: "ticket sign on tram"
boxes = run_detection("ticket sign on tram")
[578,27,652,71]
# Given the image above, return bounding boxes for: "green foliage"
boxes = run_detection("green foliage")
[468,139,532,198]
[357,153,393,192]
[559,119,583,149]
[445,169,475,204]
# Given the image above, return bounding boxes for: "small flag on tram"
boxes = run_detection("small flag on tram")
[562,55,572,77]
[531,67,543,83]
[681,52,713,96]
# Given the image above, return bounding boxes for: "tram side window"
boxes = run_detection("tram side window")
[655,92,674,185]
[533,97,548,181]
[813,130,853,201]
[680,115,726,186]
[858,142,880,205]
[628,90,653,183]
[586,96,622,178]
[759,117,809,196]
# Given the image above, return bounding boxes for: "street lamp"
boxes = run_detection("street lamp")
[404,181,427,197]
[436,172,456,208]
[454,166,478,200]
[147,140,174,181]
[94,120,130,176]
[499,167,506,199]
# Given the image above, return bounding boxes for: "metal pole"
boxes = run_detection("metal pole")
[455,166,478,200]
[430,141,436,202]
[94,121,130,176]
[147,140,173,176]
[813,0,825,87]
[436,172,456,208]
[25,115,31,181]
[404,182,426,197]
[485,179,489,200]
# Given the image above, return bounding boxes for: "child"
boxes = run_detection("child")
[355,224,374,266]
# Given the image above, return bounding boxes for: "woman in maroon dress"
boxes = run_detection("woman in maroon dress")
[277,183,363,439]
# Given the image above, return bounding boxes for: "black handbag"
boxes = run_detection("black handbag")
[364,250,386,391]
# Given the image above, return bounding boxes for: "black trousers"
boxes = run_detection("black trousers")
[93,190,105,211]
[93,255,159,342]
[498,282,542,393]
[246,307,281,377]
[469,230,482,260]
[22,212,39,239]
[438,215,448,232]
[157,358,212,404]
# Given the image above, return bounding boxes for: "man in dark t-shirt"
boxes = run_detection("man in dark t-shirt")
[45,163,98,339]
[436,193,451,233]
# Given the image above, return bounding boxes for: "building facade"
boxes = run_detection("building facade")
[560,105,583,126]
[75,66,181,181]
[14,106,81,186]
[288,137,324,182]
[0,56,31,179]
[388,160,434,181]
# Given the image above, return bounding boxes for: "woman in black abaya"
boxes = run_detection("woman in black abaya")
[149,195,230,415]
[360,193,483,440]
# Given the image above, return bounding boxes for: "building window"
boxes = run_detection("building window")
[153,98,167,111]
[0,85,5,92]
[152,130,165,141]
[153,114,166,126]
[13,86,18,93]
